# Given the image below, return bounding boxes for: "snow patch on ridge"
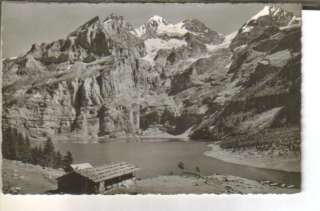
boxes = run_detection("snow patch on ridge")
[148,15,167,25]
[86,24,99,45]
[250,6,271,21]
[32,92,42,99]
[288,16,301,26]
[157,21,190,37]
[205,31,237,51]
[142,38,187,65]
[131,15,193,38]
[5,56,18,61]
[131,25,146,37]
[103,19,116,34]
[238,6,272,34]
[241,26,254,33]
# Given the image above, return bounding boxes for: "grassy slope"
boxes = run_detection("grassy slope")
[109,174,299,194]
[2,159,299,194]
[2,159,64,194]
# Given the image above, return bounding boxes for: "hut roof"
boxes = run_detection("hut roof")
[73,161,139,183]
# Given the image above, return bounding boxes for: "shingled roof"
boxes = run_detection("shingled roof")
[73,161,139,183]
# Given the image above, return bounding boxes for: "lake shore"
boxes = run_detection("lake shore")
[110,174,299,194]
[204,144,301,173]
[49,125,194,144]
[2,159,299,194]
[139,127,191,140]
[52,132,191,144]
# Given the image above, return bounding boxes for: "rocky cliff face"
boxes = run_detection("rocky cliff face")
[189,6,301,148]
[3,14,145,139]
[2,6,301,144]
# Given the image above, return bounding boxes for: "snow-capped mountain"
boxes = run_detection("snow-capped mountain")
[245,5,298,28]
[130,15,225,70]
[3,5,301,148]
[131,15,187,38]
[131,15,223,44]
[231,5,300,50]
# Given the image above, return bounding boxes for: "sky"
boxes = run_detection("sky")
[1,2,301,58]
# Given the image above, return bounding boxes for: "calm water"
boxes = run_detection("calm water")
[54,139,301,187]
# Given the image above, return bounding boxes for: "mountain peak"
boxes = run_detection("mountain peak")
[231,6,298,50]
[86,16,100,24]
[80,16,100,28]
[103,13,124,23]
[147,15,168,25]
[239,5,296,34]
[69,16,101,38]
[130,15,224,45]
[250,6,271,20]
[269,5,288,16]
[102,13,133,34]
[250,5,291,21]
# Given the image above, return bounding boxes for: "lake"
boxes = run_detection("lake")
[54,139,301,187]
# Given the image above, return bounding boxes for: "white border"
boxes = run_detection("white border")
[1,9,320,211]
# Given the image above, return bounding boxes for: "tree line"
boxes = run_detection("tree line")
[2,127,73,172]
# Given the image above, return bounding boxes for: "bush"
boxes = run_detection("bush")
[177,161,185,170]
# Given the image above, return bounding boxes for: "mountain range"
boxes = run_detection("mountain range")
[2,6,301,151]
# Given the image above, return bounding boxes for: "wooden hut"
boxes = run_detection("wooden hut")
[57,161,139,194]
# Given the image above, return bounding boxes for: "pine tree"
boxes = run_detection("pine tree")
[31,146,44,166]
[6,128,18,160]
[178,161,185,170]
[31,147,40,165]
[3,127,22,160]
[62,151,73,172]
[20,136,31,163]
[43,138,55,167]
[54,151,63,169]
[2,127,12,159]
[195,166,200,174]
[3,127,67,169]
[161,108,174,124]
[37,145,46,167]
